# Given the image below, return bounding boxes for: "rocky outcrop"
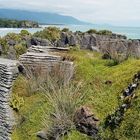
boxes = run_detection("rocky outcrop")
[0,58,19,140]
[55,32,140,57]
[28,45,70,53]
[19,46,74,84]
[56,32,127,50]
[30,37,52,47]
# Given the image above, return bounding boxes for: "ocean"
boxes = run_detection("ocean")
[0,25,140,39]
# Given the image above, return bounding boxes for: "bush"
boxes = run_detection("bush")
[0,38,9,54]
[4,33,21,42]
[97,30,112,35]
[14,44,27,57]
[10,94,24,112]
[62,28,70,32]
[20,30,30,37]
[34,27,61,42]
[86,29,97,34]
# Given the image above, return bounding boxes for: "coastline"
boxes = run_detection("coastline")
[0,25,140,39]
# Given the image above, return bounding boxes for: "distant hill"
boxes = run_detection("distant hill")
[0,9,90,25]
[0,18,39,28]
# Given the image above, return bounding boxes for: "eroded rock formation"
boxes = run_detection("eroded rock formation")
[0,58,19,140]
[19,45,74,84]
[74,106,99,138]
[29,32,140,58]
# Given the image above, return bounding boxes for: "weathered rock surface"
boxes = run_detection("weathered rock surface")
[55,32,140,57]
[30,37,52,47]
[28,45,70,53]
[19,45,74,84]
[0,58,19,140]
[56,32,127,49]
[74,106,99,138]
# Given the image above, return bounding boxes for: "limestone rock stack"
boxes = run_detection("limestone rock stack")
[19,46,74,84]
[0,58,19,140]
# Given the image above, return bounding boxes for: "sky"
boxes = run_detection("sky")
[0,0,140,26]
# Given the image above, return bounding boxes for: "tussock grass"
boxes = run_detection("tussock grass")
[41,78,86,139]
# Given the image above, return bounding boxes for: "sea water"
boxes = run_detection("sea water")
[0,25,140,39]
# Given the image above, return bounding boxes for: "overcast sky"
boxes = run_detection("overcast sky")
[0,0,140,26]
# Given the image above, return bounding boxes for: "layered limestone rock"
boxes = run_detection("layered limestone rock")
[55,32,140,57]
[19,46,74,84]
[56,32,127,50]
[0,58,19,140]
[28,45,70,53]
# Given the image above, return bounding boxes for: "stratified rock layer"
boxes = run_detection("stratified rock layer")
[0,58,18,140]
[19,46,74,84]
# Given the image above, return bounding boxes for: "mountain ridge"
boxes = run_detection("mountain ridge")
[0,9,91,25]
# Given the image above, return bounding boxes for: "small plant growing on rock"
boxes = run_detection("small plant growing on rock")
[86,29,97,34]
[14,44,27,58]
[34,27,61,43]
[62,28,70,32]
[0,37,9,55]
[20,30,30,37]
[97,30,112,35]
[10,94,24,112]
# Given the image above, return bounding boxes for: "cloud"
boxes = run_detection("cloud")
[0,0,140,26]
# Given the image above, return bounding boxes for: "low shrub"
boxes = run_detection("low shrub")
[10,94,24,112]
[14,44,27,57]
[20,30,31,37]
[86,29,97,34]
[34,27,61,42]
[62,28,70,32]
[4,33,21,42]
[97,30,112,35]
[0,38,9,54]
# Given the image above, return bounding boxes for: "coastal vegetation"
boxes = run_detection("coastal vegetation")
[11,49,140,140]
[0,18,39,28]
[34,27,61,42]
[0,27,140,139]
[86,29,112,35]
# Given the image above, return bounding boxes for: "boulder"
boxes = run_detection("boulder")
[37,131,47,140]
[7,39,16,46]
[74,106,99,138]
[31,37,52,46]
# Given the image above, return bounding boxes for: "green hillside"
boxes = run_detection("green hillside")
[11,49,140,140]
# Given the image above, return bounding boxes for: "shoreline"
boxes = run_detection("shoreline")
[0,25,140,39]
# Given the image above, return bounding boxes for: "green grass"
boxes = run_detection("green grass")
[11,50,140,140]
